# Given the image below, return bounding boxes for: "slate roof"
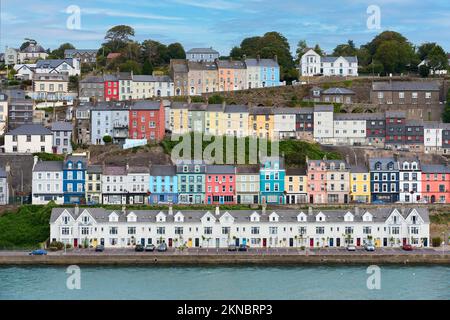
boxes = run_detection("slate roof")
[273,107,302,115]
[385,111,406,118]
[350,165,369,173]
[245,58,279,68]
[314,105,334,112]
[80,76,104,83]
[249,107,273,115]
[103,166,127,176]
[322,87,355,95]
[36,59,74,69]
[149,165,176,176]
[217,60,246,69]
[87,165,102,174]
[21,43,46,53]
[6,124,52,135]
[33,161,63,172]
[372,81,440,91]
[322,56,358,63]
[307,159,349,170]
[286,167,306,175]
[236,165,260,174]
[206,165,235,174]
[50,207,429,224]
[128,166,150,174]
[421,164,450,174]
[187,48,219,54]
[369,158,399,171]
[64,49,97,55]
[188,61,218,71]
[51,121,73,131]
[130,101,161,110]
[224,105,249,113]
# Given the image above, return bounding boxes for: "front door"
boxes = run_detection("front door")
[403,238,407,245]
[168,238,173,247]
[383,238,388,247]
[357,238,361,246]
[195,238,200,247]
[219,196,224,204]
[237,195,241,204]
[74,238,78,248]
[329,238,334,247]
[336,238,341,247]
[289,238,294,247]
[309,195,314,204]
[254,195,259,204]
[235,238,239,246]
[141,238,145,246]
[100,238,105,246]
[263,238,267,247]
[310,238,314,247]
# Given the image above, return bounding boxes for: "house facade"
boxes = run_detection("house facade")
[32,158,64,205]
[63,155,87,204]
[421,165,450,204]
[51,121,73,154]
[260,157,285,205]
[177,161,206,204]
[149,165,178,204]
[370,158,400,203]
[235,166,260,205]
[299,49,358,77]
[4,124,53,153]
[128,101,165,142]
[186,48,220,62]
[285,168,308,204]
[205,165,236,205]
[49,207,430,249]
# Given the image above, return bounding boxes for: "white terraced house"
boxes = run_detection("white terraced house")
[299,49,359,77]
[49,206,430,249]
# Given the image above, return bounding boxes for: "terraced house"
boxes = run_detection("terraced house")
[148,165,178,204]
[370,158,400,203]
[235,166,260,205]
[350,166,371,203]
[177,161,206,204]
[205,165,236,205]
[260,157,285,205]
[32,158,64,205]
[63,155,87,204]
[285,168,308,204]
[49,207,430,249]
[421,164,450,204]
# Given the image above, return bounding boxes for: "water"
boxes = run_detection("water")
[0,265,448,300]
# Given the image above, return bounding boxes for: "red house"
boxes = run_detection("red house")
[104,74,119,101]
[129,100,165,142]
[205,165,236,205]
[421,164,450,204]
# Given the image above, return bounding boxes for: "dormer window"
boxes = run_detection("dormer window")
[195,165,200,173]
[330,163,335,170]
[375,162,381,170]
[77,162,82,169]
[183,165,188,172]
[403,163,409,170]
[63,216,70,224]
[68,162,73,169]
[388,162,394,170]
[82,216,89,224]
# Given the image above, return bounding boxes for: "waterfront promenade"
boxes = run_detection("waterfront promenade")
[0,247,449,265]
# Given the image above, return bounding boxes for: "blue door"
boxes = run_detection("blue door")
[243,238,247,246]
[235,238,239,246]
[141,238,145,245]
[329,238,334,247]
[219,196,224,204]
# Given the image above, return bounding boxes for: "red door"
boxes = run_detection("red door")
[357,238,361,247]
[403,238,407,245]
[310,238,314,247]
[168,238,173,247]
[74,238,78,248]
[263,238,267,247]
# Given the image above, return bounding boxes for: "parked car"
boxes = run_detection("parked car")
[228,245,238,252]
[402,244,413,251]
[135,244,144,252]
[371,200,385,205]
[95,245,104,252]
[238,244,248,252]
[346,245,356,251]
[29,249,47,256]
[364,243,375,251]
[157,243,168,252]
[145,244,156,252]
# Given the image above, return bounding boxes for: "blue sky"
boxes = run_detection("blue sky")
[1,0,449,55]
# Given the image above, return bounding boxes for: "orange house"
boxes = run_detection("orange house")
[421,164,450,204]
[217,59,246,92]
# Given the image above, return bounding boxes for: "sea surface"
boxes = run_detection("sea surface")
[0,265,448,300]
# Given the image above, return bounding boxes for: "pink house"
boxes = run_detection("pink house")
[205,165,236,205]
[307,159,328,204]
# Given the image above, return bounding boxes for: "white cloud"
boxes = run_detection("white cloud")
[81,8,184,21]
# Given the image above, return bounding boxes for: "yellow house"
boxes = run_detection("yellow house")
[169,102,190,135]
[223,105,249,137]
[285,168,308,204]
[204,104,224,136]
[350,166,371,203]
[248,107,274,140]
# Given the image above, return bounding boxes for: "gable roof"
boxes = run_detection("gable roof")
[33,161,63,172]
[6,124,52,135]
[372,81,440,91]
[36,59,74,69]
[51,121,73,131]
[322,87,355,95]
[187,48,219,55]
[245,58,279,68]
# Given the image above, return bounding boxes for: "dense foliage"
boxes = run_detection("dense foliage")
[0,205,54,249]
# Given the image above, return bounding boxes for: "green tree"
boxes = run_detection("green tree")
[119,60,142,74]
[295,40,308,63]
[229,46,243,59]
[141,40,169,67]
[418,64,430,77]
[167,43,186,59]
[102,135,112,144]
[104,25,135,51]
[142,60,153,75]
[48,43,75,59]
[333,40,357,57]
[313,44,324,56]
[208,94,224,104]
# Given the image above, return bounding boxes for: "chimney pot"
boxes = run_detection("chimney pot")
[74,205,80,216]
[262,204,266,215]
[215,206,220,216]
[122,206,126,215]
[355,207,360,216]
[168,205,173,215]
[308,207,313,215]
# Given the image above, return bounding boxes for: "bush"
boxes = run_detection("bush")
[33,152,65,161]
[49,240,65,250]
[102,135,112,144]
[431,237,442,247]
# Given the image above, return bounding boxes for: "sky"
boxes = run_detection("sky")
[1,0,449,56]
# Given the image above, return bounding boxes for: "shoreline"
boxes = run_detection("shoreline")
[1,253,449,266]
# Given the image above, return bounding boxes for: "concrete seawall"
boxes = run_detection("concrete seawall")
[1,254,449,265]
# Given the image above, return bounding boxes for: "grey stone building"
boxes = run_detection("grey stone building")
[79,76,104,102]
[51,121,73,154]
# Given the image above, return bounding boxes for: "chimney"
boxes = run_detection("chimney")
[168,205,173,216]
[222,100,226,108]
[122,206,126,215]
[215,206,220,216]
[126,163,129,172]
[355,207,360,216]
[187,96,192,104]
[308,207,313,215]
[74,205,79,216]
[33,156,39,168]
[274,55,278,63]
[256,54,260,62]
[262,204,266,215]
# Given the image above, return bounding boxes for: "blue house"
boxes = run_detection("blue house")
[369,157,399,203]
[260,156,285,204]
[149,165,178,204]
[63,155,87,204]
[245,57,280,88]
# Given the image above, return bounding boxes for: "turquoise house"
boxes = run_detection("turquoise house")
[260,156,285,204]
[176,160,206,204]
[149,165,178,204]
